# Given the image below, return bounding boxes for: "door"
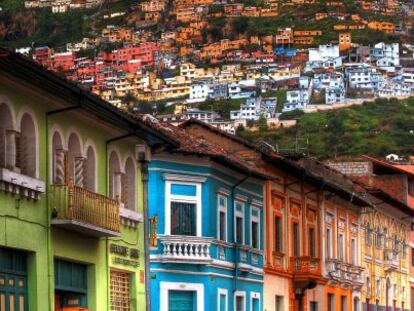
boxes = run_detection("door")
[0,248,27,311]
[168,290,195,311]
[0,274,27,311]
[219,294,226,311]
[252,298,259,311]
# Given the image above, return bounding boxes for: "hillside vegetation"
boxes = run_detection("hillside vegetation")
[237,98,414,159]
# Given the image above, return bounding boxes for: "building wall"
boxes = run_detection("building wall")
[0,71,146,310]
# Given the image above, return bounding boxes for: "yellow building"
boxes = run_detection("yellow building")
[360,205,410,310]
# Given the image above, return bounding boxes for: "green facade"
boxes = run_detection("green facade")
[0,64,149,311]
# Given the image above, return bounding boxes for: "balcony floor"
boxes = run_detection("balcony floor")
[52,219,120,237]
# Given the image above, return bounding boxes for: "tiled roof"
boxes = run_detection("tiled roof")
[131,114,273,180]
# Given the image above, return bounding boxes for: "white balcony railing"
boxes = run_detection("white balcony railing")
[159,236,213,263]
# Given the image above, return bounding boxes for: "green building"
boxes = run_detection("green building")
[0,48,173,311]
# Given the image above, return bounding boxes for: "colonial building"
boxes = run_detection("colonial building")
[142,117,268,311]
[0,48,173,311]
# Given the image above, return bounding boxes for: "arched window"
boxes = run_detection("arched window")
[67,133,83,186]
[52,131,65,185]
[84,146,96,192]
[0,103,15,169]
[124,157,136,211]
[109,151,122,200]
[18,113,37,178]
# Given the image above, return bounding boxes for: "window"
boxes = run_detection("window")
[109,151,122,200]
[0,103,15,170]
[217,195,228,241]
[275,217,282,253]
[234,293,245,311]
[275,296,283,311]
[218,289,228,311]
[293,223,299,257]
[67,133,83,186]
[338,233,344,261]
[340,296,347,311]
[234,202,244,245]
[18,113,37,178]
[171,202,196,236]
[411,248,414,267]
[328,294,335,311]
[251,207,260,249]
[310,301,318,311]
[351,238,357,265]
[309,228,315,257]
[365,228,372,246]
[110,270,131,311]
[326,228,332,259]
[84,146,96,192]
[375,232,382,249]
[124,158,136,211]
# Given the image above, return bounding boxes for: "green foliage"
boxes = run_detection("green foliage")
[279,109,305,120]
[198,98,244,119]
[238,97,414,159]
[232,17,249,35]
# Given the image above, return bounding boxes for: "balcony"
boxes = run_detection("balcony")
[158,235,213,264]
[289,256,322,289]
[51,181,120,237]
[384,249,399,272]
[326,259,364,289]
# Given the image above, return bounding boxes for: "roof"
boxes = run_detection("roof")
[0,47,178,149]
[131,114,273,180]
[363,155,414,178]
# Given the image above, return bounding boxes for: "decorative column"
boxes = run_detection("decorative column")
[74,156,86,187]
[54,149,67,185]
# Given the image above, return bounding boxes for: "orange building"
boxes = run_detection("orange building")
[368,21,396,33]
[339,33,352,51]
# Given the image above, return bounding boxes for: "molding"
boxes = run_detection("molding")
[163,173,207,183]
[151,268,264,283]
[120,207,143,222]
[0,168,45,200]
[160,281,204,311]
[217,187,231,196]
[234,291,246,311]
[235,194,248,202]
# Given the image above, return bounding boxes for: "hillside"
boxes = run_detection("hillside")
[237,97,414,159]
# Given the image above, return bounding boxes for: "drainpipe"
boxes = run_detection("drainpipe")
[46,104,82,310]
[140,161,151,311]
[231,173,250,294]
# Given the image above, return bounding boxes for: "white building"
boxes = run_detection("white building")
[307,45,342,70]
[187,82,210,103]
[371,43,400,70]
[230,97,277,120]
[283,77,312,112]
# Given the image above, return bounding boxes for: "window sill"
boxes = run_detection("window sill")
[120,207,143,229]
[0,168,45,199]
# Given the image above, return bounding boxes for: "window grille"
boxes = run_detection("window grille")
[110,270,131,311]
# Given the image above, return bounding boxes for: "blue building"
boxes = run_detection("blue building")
[146,121,267,311]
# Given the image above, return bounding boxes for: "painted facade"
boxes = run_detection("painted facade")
[0,49,172,311]
[148,153,265,311]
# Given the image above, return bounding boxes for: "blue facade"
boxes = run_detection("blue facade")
[148,157,265,311]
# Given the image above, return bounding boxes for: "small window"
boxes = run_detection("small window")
[326,228,332,259]
[234,202,244,245]
[328,294,335,311]
[293,223,299,257]
[310,301,318,311]
[235,294,245,311]
[365,228,372,246]
[251,207,260,249]
[275,217,282,253]
[309,228,315,257]
[218,195,227,242]
[338,233,344,261]
[375,232,382,249]
[275,296,283,311]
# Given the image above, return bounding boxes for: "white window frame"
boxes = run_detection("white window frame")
[338,233,345,261]
[160,281,204,311]
[217,194,228,242]
[234,291,246,311]
[165,176,203,237]
[249,292,260,311]
[234,201,245,245]
[217,288,228,311]
[250,206,260,249]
